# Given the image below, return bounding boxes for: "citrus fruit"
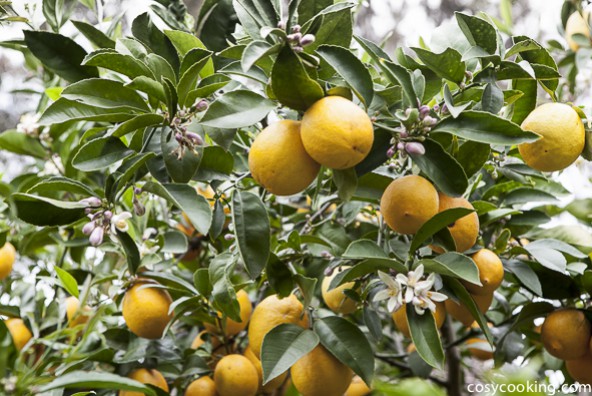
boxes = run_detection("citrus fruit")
[518,103,585,172]
[0,242,16,280]
[345,375,372,396]
[247,294,308,358]
[566,352,592,384]
[214,354,259,396]
[290,345,353,396]
[463,249,504,295]
[445,293,493,327]
[380,175,439,235]
[191,330,221,350]
[566,11,591,51]
[301,96,374,169]
[66,296,91,328]
[122,281,173,339]
[119,368,169,396]
[205,289,253,336]
[541,308,591,360]
[437,193,479,252]
[5,318,32,351]
[321,267,357,314]
[392,302,446,338]
[244,345,288,393]
[249,120,320,195]
[186,376,217,396]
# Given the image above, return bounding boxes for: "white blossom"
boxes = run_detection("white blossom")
[16,113,40,137]
[374,271,403,312]
[394,264,448,315]
[110,211,132,233]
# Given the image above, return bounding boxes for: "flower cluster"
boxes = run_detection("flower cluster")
[169,102,207,160]
[386,104,440,159]
[284,23,315,52]
[80,197,132,246]
[374,264,447,315]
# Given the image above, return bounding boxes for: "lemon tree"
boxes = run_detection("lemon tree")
[1,0,592,395]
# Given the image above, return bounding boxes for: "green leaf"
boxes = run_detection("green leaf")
[194,146,234,181]
[0,130,47,159]
[178,50,213,107]
[481,83,504,114]
[378,59,418,107]
[132,12,179,71]
[409,138,468,197]
[417,252,480,286]
[112,114,165,138]
[72,137,134,172]
[302,3,354,52]
[126,77,167,104]
[298,0,332,25]
[23,30,98,82]
[62,78,149,111]
[443,84,471,118]
[314,316,374,386]
[329,258,407,289]
[509,79,537,125]
[164,30,215,77]
[143,182,212,235]
[406,304,444,369]
[43,0,76,32]
[232,191,270,279]
[242,40,279,72]
[332,167,358,202]
[504,259,542,296]
[447,278,493,344]
[209,252,241,322]
[354,35,391,62]
[412,47,466,84]
[27,177,95,197]
[432,111,539,145]
[410,208,475,253]
[343,239,388,259]
[12,193,87,226]
[161,127,201,183]
[39,98,135,125]
[455,141,490,178]
[116,230,141,275]
[261,324,319,384]
[455,13,498,54]
[107,153,156,201]
[505,39,541,59]
[271,46,324,111]
[72,20,116,49]
[83,50,153,79]
[200,90,275,128]
[266,254,294,298]
[55,267,79,298]
[316,45,373,107]
[38,371,156,395]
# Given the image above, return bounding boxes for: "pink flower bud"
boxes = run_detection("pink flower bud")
[195,99,208,112]
[419,105,430,118]
[133,199,145,216]
[80,197,102,208]
[405,142,426,156]
[82,221,95,236]
[399,130,409,138]
[396,142,405,151]
[224,234,235,241]
[134,187,142,195]
[423,116,437,126]
[299,34,315,46]
[293,45,303,53]
[186,132,204,145]
[277,20,286,30]
[386,147,396,158]
[432,104,440,112]
[292,24,301,33]
[287,33,302,43]
[175,133,184,143]
[89,227,104,246]
[103,210,113,220]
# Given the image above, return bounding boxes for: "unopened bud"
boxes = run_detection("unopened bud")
[133,199,146,216]
[324,267,334,276]
[175,132,184,143]
[465,70,473,80]
[396,142,405,151]
[287,33,302,43]
[134,187,142,195]
[432,104,440,112]
[405,142,426,156]
[89,227,104,246]
[423,115,437,127]
[277,20,286,30]
[419,105,430,118]
[82,221,95,236]
[224,234,235,241]
[195,99,208,112]
[293,45,303,53]
[441,104,449,114]
[103,210,113,220]
[299,34,315,46]
[386,147,396,158]
[320,251,332,259]
[291,24,301,33]
[399,129,409,138]
[80,197,102,208]
[186,132,204,145]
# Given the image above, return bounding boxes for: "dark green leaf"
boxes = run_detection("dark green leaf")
[55,267,79,298]
[83,50,153,79]
[417,252,480,285]
[200,90,275,128]
[406,304,444,369]
[72,20,116,49]
[72,137,134,172]
[116,230,141,275]
[62,78,149,111]
[455,13,498,54]
[410,208,475,253]
[39,98,135,125]
[12,193,86,226]
[0,130,47,159]
[132,12,179,71]
[412,47,466,84]
[38,371,156,395]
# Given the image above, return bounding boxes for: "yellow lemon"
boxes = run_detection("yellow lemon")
[248,294,308,358]
[463,249,504,295]
[301,96,374,169]
[122,281,173,339]
[119,368,169,396]
[345,376,372,396]
[0,242,16,280]
[290,345,353,396]
[566,11,591,51]
[214,354,259,396]
[392,302,446,338]
[380,175,439,234]
[5,318,32,351]
[249,120,320,195]
[519,103,585,172]
[191,330,221,350]
[186,376,217,396]
[205,289,253,336]
[437,193,479,253]
[445,293,493,327]
[66,296,92,328]
[541,308,591,360]
[321,267,357,314]
[566,352,592,385]
[244,345,288,393]
[466,338,494,360]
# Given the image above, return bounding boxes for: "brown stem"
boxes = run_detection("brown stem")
[442,320,463,396]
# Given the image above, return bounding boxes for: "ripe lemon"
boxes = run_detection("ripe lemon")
[345,375,372,396]
[205,289,253,336]
[566,11,591,51]
[244,345,288,393]
[66,296,91,328]
[122,281,173,339]
[518,103,585,172]
[214,354,259,396]
[247,294,308,358]
[466,338,494,360]
[5,318,32,351]
[321,267,357,314]
[445,293,493,327]
[249,120,320,196]
[186,376,217,396]
[437,193,479,253]
[541,308,591,360]
[0,242,16,280]
[392,302,446,338]
[566,352,592,385]
[191,330,221,350]
[301,96,374,169]
[119,368,169,396]
[380,175,439,235]
[291,345,353,396]
[463,249,504,295]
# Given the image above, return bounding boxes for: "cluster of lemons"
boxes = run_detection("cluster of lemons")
[248,96,374,196]
[540,309,592,385]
